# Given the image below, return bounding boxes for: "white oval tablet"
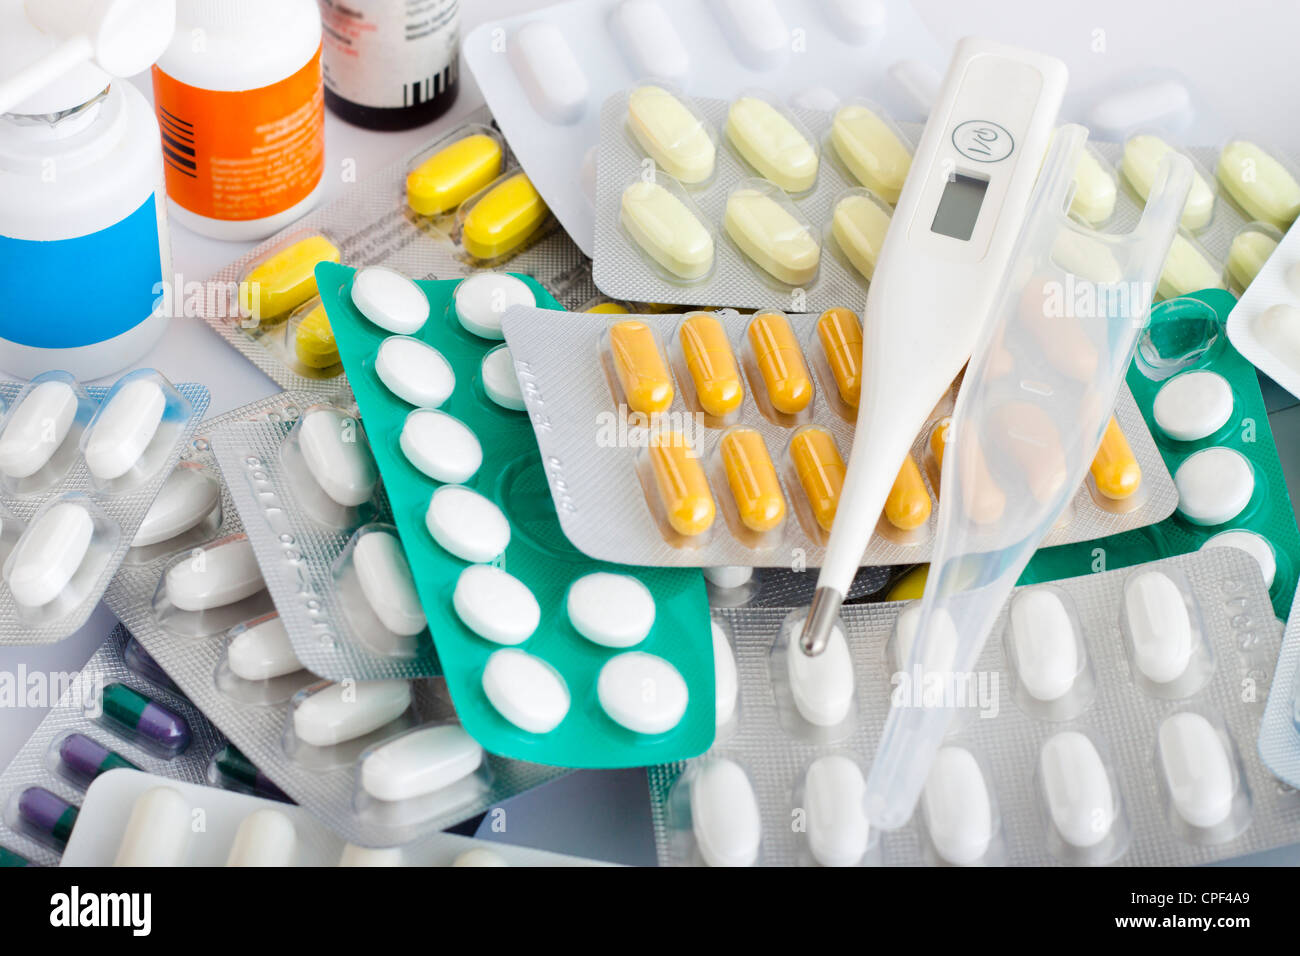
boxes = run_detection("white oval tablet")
[351,266,430,334]
[1153,371,1232,441]
[453,272,536,340]
[1174,447,1253,526]
[298,408,378,508]
[84,378,166,481]
[893,605,959,675]
[0,380,78,478]
[6,501,95,608]
[611,0,689,82]
[1158,712,1236,829]
[426,485,510,563]
[510,20,588,124]
[1040,731,1116,849]
[354,530,426,637]
[132,466,220,548]
[481,346,526,411]
[228,615,302,681]
[787,619,853,726]
[400,409,482,483]
[691,758,761,867]
[339,844,403,867]
[597,652,688,735]
[1201,529,1276,589]
[165,536,265,612]
[825,0,886,42]
[360,724,484,802]
[711,0,788,70]
[293,680,412,747]
[453,565,539,645]
[567,572,655,648]
[1124,570,1193,684]
[712,621,738,728]
[376,336,455,408]
[703,565,753,589]
[226,809,296,867]
[453,848,509,867]
[922,746,993,865]
[481,648,569,734]
[1009,589,1079,702]
[804,754,869,867]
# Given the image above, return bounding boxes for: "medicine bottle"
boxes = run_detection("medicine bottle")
[319,0,461,131]
[153,0,326,240]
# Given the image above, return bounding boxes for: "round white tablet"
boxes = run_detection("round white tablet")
[566,572,655,648]
[1174,447,1254,526]
[453,273,536,340]
[703,566,753,589]
[481,346,526,411]
[400,409,482,483]
[481,648,569,734]
[1152,371,1233,442]
[453,565,540,645]
[597,652,688,735]
[1201,529,1277,588]
[351,267,430,334]
[375,336,454,408]
[426,485,510,563]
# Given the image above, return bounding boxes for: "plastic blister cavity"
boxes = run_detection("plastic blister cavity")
[1228,195,1300,399]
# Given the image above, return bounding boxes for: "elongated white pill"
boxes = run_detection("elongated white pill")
[293,680,412,747]
[1201,530,1276,589]
[132,466,220,547]
[825,0,885,42]
[621,180,715,280]
[0,380,78,478]
[481,346,526,411]
[804,755,869,867]
[1089,80,1190,137]
[1121,135,1214,231]
[1158,233,1224,300]
[1009,589,1079,701]
[226,809,296,866]
[711,0,787,70]
[597,652,688,735]
[567,572,655,648]
[712,621,738,727]
[787,618,853,726]
[922,746,993,865]
[1040,731,1116,849]
[114,785,191,866]
[454,273,536,340]
[453,565,539,645]
[611,1,689,82]
[724,188,820,286]
[726,97,818,193]
[376,336,455,408]
[351,267,429,334]
[339,844,402,866]
[830,104,912,204]
[354,530,426,637]
[893,605,959,675]
[425,485,510,563]
[1152,370,1232,442]
[1158,712,1236,829]
[228,615,302,681]
[84,378,166,481]
[400,409,482,484]
[1124,570,1193,684]
[361,724,484,802]
[481,648,569,734]
[627,86,714,184]
[453,848,508,867]
[5,501,94,608]
[691,758,761,866]
[1067,142,1118,225]
[165,536,264,612]
[510,21,588,124]
[298,408,378,508]
[1174,447,1253,526]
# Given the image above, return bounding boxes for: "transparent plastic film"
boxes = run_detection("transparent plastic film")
[863,125,1194,831]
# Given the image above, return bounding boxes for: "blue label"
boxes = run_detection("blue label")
[0,195,163,349]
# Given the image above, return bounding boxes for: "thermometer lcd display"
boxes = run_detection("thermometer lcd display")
[931,173,989,241]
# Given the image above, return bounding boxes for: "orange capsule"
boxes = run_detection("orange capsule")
[816,307,864,407]
[748,312,813,414]
[930,417,952,471]
[953,419,1007,525]
[610,320,674,415]
[1090,416,1142,500]
[648,432,715,536]
[680,314,744,417]
[790,426,845,532]
[720,428,785,532]
[989,401,1067,504]
[885,455,931,531]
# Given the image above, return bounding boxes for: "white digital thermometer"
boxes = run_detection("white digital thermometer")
[800,37,1068,655]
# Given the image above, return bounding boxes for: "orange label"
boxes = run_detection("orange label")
[152,49,326,222]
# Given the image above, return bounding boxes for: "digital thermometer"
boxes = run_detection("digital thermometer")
[800,37,1068,655]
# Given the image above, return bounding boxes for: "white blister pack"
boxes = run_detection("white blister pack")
[0,371,209,643]
[1228,221,1300,399]
[649,548,1296,866]
[1257,587,1300,788]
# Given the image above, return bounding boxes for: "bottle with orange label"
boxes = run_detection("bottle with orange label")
[152,0,326,241]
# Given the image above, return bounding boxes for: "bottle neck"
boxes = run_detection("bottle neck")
[2,88,107,141]
[180,0,289,27]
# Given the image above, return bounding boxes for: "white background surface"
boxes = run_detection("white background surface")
[4,0,1300,865]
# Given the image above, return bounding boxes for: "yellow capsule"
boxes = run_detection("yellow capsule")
[406,133,504,217]
[720,428,785,533]
[679,314,743,417]
[990,402,1067,504]
[648,432,715,536]
[245,235,340,324]
[885,564,929,601]
[293,303,338,370]
[930,417,952,472]
[609,320,674,415]
[748,312,813,414]
[885,455,931,531]
[790,426,845,532]
[460,172,549,261]
[1091,416,1142,500]
[586,301,631,314]
[816,307,863,408]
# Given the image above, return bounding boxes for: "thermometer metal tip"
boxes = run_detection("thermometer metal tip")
[800,587,843,656]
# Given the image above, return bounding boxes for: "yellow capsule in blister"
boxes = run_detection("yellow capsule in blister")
[790,426,845,533]
[460,172,548,261]
[930,417,951,472]
[293,303,338,370]
[680,314,742,417]
[816,307,863,408]
[749,312,813,414]
[1090,416,1142,500]
[586,301,631,314]
[648,432,715,536]
[720,428,785,533]
[406,133,504,217]
[610,320,674,415]
[884,455,931,531]
[245,235,340,324]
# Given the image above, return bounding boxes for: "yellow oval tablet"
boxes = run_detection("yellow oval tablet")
[724,187,820,286]
[790,426,845,533]
[1217,140,1300,230]
[293,303,338,370]
[1090,416,1142,500]
[610,320,674,414]
[245,235,340,324]
[407,133,504,217]
[1157,233,1224,300]
[621,180,715,280]
[648,432,715,536]
[461,172,549,260]
[679,314,742,417]
[748,312,813,414]
[832,193,891,281]
[1227,229,1278,291]
[830,104,911,203]
[816,307,863,408]
[627,86,715,184]
[725,96,818,193]
[1121,135,1214,231]
[720,428,785,533]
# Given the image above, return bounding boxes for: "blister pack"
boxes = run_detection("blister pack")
[649,548,1296,866]
[1259,588,1300,789]
[463,0,946,255]
[0,370,208,644]
[499,305,1175,567]
[1228,217,1300,399]
[61,769,612,867]
[1024,289,1300,619]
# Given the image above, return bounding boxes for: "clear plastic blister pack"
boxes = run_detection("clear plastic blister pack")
[649,548,1298,867]
[0,371,209,644]
[1257,587,1300,790]
[1227,213,1300,400]
[500,305,1176,567]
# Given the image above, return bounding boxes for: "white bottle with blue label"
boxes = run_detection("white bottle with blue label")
[0,0,176,381]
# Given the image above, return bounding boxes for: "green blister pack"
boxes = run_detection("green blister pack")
[1023,289,1300,617]
[316,262,716,768]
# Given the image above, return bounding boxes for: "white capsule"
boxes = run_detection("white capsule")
[1201,530,1276,589]
[354,530,426,637]
[1152,370,1233,442]
[691,758,761,867]
[0,380,78,478]
[1124,570,1193,684]
[597,651,688,735]
[351,266,430,334]
[425,485,510,563]
[893,605,959,674]
[375,336,455,408]
[339,843,403,866]
[453,564,539,645]
[132,466,220,548]
[824,0,886,42]
[711,0,788,70]
[510,21,588,124]
[1009,589,1079,702]
[567,572,655,648]
[293,680,412,747]
[787,618,853,726]
[226,808,297,866]
[804,755,869,867]
[453,848,508,867]
[1174,447,1254,526]
[481,346,526,411]
[1158,712,1236,829]
[5,501,94,608]
[1040,731,1116,849]
[454,273,537,341]
[922,747,993,865]
[712,621,738,728]
[84,378,166,481]
[481,648,569,734]
[361,724,484,802]
[165,536,265,612]
[298,408,378,508]
[611,1,689,82]
[400,409,482,484]
[228,615,302,681]
[1088,80,1192,138]
[114,785,191,866]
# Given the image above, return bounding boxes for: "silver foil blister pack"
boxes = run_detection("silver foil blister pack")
[649,549,1299,866]
[1257,587,1300,788]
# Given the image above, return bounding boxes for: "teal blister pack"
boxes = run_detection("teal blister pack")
[318,263,716,768]
[1024,289,1300,618]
